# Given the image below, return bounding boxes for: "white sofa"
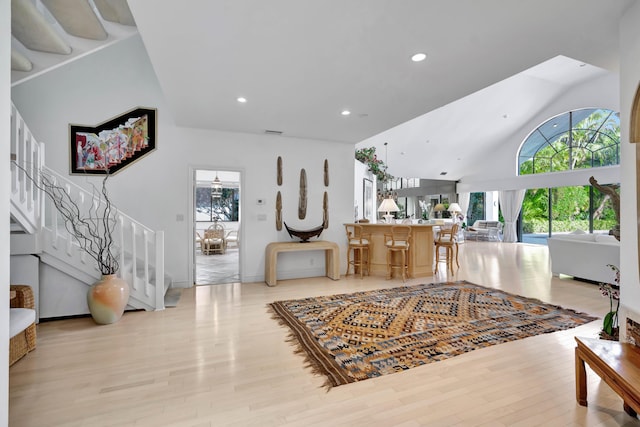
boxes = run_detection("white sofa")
[547,233,620,283]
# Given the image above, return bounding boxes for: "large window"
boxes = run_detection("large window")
[517,108,620,243]
[466,192,485,226]
[521,184,618,241]
[196,186,239,222]
[519,108,620,175]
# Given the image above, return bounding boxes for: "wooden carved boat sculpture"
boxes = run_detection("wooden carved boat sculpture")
[284,222,324,242]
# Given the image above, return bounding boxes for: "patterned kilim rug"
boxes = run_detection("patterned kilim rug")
[268,280,597,389]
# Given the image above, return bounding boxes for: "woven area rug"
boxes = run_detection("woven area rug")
[268,280,597,389]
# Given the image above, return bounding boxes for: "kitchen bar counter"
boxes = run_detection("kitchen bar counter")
[344,223,434,278]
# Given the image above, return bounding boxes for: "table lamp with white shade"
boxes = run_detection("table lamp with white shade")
[448,203,462,222]
[378,198,399,223]
[433,203,445,218]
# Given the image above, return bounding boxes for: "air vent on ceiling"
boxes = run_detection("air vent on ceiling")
[264,129,283,135]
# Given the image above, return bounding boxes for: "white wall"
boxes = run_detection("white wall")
[1,0,10,422]
[620,1,640,335]
[458,73,621,193]
[11,35,356,286]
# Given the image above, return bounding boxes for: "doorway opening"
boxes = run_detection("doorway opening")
[193,169,241,285]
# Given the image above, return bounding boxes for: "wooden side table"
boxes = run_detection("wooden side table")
[575,336,640,418]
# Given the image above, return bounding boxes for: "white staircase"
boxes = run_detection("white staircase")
[10,103,167,312]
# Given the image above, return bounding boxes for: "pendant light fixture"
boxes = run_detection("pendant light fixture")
[377,142,397,202]
[211,172,222,199]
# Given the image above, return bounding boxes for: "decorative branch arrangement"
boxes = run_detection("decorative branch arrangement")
[15,162,119,275]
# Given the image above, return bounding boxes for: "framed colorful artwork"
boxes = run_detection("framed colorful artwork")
[69,107,157,175]
[363,178,373,221]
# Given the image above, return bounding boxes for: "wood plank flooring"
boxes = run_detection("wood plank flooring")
[9,242,640,426]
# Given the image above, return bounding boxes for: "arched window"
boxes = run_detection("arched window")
[518,108,620,175]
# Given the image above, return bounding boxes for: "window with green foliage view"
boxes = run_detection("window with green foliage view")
[518,109,620,241]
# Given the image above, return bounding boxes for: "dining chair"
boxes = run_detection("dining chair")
[203,223,226,254]
[225,229,239,249]
[384,225,411,281]
[345,224,371,278]
[434,223,459,274]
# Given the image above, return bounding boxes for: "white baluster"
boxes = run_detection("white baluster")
[155,231,165,311]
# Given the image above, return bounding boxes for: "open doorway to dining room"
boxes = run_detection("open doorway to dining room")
[192,168,241,285]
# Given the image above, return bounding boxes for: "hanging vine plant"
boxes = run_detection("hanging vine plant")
[355,147,393,182]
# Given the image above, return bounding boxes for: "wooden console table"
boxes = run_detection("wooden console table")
[265,240,340,286]
[575,336,640,418]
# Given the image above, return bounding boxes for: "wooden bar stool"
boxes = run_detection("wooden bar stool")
[345,224,371,278]
[434,223,459,274]
[384,225,411,281]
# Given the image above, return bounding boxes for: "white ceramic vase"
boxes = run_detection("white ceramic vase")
[87,274,130,324]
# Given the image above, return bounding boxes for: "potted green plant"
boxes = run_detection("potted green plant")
[355,147,393,182]
[599,264,620,340]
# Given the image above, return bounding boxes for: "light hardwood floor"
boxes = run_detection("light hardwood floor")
[9,242,640,426]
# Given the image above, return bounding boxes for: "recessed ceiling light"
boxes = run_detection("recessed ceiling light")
[237,97,247,103]
[341,110,351,116]
[411,53,427,62]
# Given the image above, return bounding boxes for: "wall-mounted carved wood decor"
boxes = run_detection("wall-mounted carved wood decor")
[277,156,283,185]
[323,191,329,229]
[298,168,307,219]
[324,159,329,186]
[276,191,282,230]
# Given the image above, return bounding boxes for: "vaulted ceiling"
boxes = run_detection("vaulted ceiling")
[11,0,634,180]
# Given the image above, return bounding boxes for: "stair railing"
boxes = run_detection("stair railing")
[10,103,165,311]
[10,103,43,234]
[39,166,166,311]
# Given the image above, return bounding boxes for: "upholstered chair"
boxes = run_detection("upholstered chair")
[9,284,37,366]
[434,223,460,274]
[384,225,412,281]
[345,224,371,279]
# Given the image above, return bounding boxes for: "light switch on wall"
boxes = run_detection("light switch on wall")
[176,214,184,222]
[257,214,267,221]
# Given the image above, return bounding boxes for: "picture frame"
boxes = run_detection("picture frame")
[69,107,157,175]
[363,178,373,221]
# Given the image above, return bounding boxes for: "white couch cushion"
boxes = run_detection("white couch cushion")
[550,234,597,242]
[10,308,35,339]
